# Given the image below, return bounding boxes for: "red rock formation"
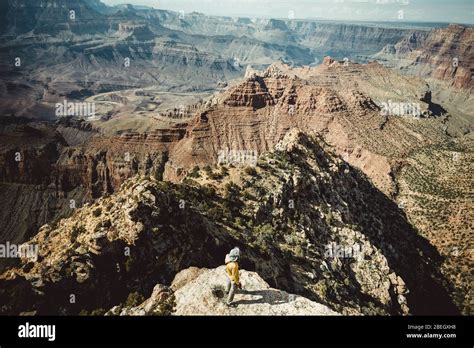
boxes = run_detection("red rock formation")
[166,61,443,196]
[0,60,451,243]
[0,121,181,242]
[376,24,473,89]
[428,25,473,89]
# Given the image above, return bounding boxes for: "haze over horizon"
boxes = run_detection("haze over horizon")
[101,0,474,25]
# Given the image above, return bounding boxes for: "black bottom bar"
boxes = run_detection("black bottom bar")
[0,315,472,346]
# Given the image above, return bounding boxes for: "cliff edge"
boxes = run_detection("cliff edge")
[107,266,340,316]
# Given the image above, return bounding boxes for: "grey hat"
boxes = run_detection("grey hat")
[228,247,240,261]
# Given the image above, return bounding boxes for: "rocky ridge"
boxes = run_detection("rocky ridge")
[107,266,339,316]
[0,129,457,315]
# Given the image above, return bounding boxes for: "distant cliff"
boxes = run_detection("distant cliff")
[374,24,473,89]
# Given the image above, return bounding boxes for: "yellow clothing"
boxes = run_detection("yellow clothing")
[226,261,240,285]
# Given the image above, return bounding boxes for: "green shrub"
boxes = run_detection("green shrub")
[124,257,134,272]
[220,166,229,177]
[223,183,243,215]
[208,206,224,221]
[325,211,334,226]
[295,245,304,257]
[208,171,223,180]
[89,308,106,316]
[92,207,102,217]
[253,223,276,251]
[154,293,177,316]
[125,291,145,307]
[188,165,201,178]
[244,166,258,176]
[71,224,86,241]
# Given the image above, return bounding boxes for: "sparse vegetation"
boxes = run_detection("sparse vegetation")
[154,293,176,316]
[125,291,145,307]
[79,308,106,316]
[188,165,201,178]
[325,211,334,226]
[92,207,102,217]
[70,224,86,241]
[244,166,258,176]
[220,165,229,177]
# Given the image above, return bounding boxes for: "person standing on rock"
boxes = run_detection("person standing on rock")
[225,247,241,307]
